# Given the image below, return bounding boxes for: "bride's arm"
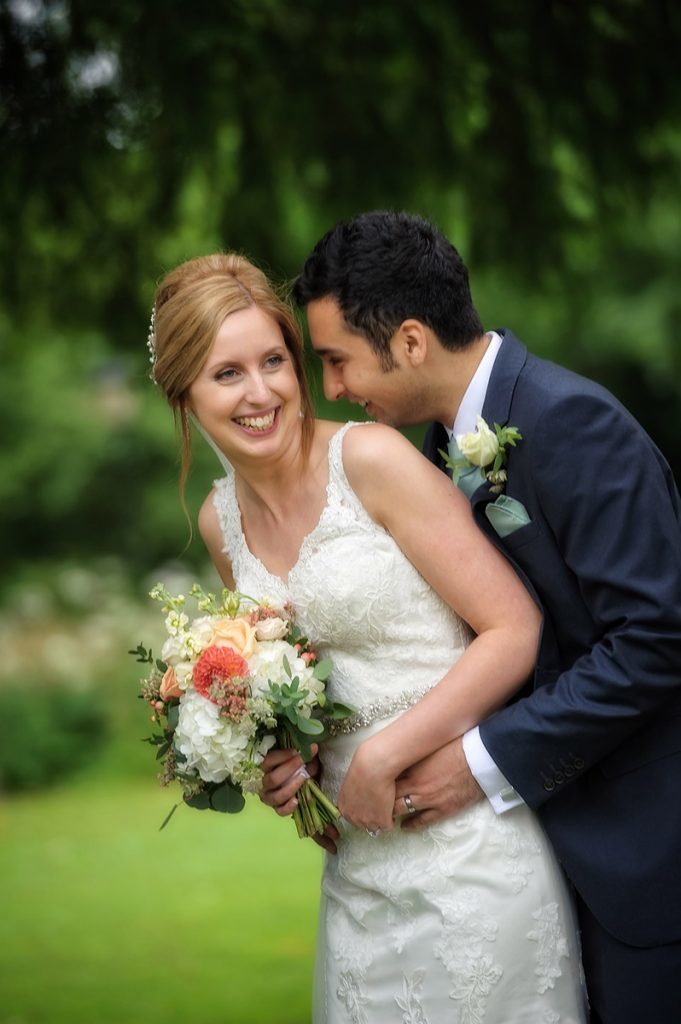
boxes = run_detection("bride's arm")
[198,491,236,589]
[338,424,541,831]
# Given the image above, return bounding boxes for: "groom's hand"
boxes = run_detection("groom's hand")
[393,737,484,828]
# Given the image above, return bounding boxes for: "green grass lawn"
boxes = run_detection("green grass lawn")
[0,775,322,1024]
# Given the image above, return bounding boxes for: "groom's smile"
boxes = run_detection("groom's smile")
[306,297,429,428]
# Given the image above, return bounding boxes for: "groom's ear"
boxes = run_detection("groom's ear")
[395,319,428,368]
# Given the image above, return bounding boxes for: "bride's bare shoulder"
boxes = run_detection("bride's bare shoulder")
[342,421,422,472]
[198,489,235,589]
[198,487,220,541]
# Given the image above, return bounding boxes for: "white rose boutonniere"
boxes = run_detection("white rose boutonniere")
[441,415,522,494]
[458,416,499,467]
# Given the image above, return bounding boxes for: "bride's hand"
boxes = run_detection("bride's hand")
[260,746,316,817]
[337,743,396,833]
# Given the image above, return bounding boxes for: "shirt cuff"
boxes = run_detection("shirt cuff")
[462,727,525,814]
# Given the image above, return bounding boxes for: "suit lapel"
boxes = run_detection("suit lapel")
[467,330,528,511]
[480,329,528,428]
[422,420,450,472]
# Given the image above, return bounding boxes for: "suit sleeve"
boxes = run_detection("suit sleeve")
[479,390,681,808]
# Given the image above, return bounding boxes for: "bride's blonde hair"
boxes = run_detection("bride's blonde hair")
[151,252,314,509]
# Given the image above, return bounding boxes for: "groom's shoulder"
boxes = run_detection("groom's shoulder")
[513,337,623,411]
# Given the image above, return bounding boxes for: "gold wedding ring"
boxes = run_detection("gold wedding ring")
[403,794,417,815]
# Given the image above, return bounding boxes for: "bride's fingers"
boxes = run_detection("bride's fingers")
[260,765,310,811]
[261,755,303,793]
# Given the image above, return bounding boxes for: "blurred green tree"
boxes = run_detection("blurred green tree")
[1,0,679,581]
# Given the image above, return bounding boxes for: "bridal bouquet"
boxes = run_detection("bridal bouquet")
[131,582,352,835]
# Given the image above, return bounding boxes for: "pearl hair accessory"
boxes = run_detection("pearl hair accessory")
[146,306,157,381]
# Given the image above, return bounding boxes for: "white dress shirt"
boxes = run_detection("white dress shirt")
[445,332,525,814]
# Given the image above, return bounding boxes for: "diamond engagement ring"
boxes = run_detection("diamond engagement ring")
[365,827,381,837]
[403,794,417,815]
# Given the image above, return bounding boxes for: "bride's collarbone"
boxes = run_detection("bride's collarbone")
[240,486,328,578]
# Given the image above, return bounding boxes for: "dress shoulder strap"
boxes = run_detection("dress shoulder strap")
[326,421,377,518]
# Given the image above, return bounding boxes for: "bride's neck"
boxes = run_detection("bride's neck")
[232,428,322,519]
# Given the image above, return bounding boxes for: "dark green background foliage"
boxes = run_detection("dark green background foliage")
[0,684,107,791]
[2,0,680,585]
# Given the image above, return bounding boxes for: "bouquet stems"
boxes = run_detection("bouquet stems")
[277,725,341,839]
[292,776,342,839]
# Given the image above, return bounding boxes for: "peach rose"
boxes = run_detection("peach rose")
[210,617,258,658]
[160,666,183,701]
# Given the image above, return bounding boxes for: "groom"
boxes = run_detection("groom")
[262,211,681,1023]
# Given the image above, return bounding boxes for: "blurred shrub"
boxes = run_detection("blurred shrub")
[0,685,108,792]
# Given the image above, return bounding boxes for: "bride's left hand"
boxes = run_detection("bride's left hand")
[337,743,396,833]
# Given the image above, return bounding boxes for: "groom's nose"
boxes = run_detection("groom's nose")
[322,364,347,401]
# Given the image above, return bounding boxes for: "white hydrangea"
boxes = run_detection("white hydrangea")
[174,690,252,783]
[248,640,319,703]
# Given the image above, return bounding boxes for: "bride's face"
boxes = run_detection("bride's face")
[189,305,302,461]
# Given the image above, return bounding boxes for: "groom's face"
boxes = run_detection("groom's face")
[306,297,427,427]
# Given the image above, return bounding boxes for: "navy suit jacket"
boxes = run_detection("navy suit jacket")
[423,330,681,948]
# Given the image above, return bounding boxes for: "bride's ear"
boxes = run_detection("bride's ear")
[395,319,428,368]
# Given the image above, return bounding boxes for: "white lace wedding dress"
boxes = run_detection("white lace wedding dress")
[213,423,587,1024]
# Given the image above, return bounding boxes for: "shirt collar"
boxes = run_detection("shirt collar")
[447,331,503,439]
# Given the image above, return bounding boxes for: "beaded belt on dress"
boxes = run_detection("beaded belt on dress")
[324,686,432,736]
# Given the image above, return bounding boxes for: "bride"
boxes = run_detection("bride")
[150,252,587,1023]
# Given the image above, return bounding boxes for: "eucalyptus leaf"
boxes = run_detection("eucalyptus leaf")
[209,784,246,814]
[184,790,211,810]
[328,702,354,719]
[166,704,180,730]
[296,716,324,735]
[313,658,333,680]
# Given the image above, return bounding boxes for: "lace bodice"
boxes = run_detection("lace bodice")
[212,422,473,714]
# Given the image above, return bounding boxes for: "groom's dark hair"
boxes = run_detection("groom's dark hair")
[293,211,484,363]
